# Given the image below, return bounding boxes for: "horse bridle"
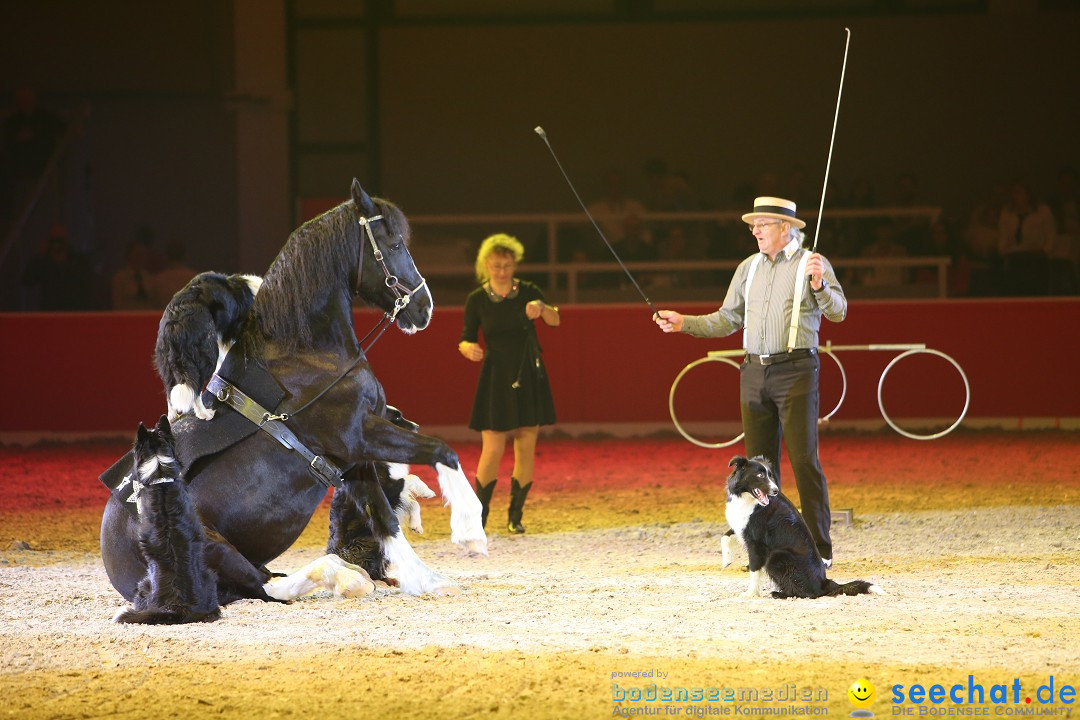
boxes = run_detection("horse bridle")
[353,210,428,327]
[219,205,430,441]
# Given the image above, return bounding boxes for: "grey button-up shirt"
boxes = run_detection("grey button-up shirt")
[681,239,847,355]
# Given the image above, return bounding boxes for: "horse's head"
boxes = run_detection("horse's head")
[351,179,433,334]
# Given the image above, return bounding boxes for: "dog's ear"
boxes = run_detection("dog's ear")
[728,455,748,469]
[156,414,175,445]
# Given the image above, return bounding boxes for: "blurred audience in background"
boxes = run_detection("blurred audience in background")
[1,87,68,232]
[110,239,157,311]
[998,180,1054,297]
[152,238,199,307]
[1047,167,1079,295]
[20,224,93,311]
[963,180,1007,297]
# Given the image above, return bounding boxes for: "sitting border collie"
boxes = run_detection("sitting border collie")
[154,272,262,420]
[724,455,884,599]
[114,415,221,624]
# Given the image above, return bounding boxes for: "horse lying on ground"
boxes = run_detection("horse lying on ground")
[101,179,485,622]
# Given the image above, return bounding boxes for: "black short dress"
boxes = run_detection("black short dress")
[461,279,557,432]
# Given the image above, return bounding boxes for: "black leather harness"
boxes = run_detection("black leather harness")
[206,373,343,490]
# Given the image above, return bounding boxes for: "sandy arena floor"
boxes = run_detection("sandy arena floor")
[1,432,1078,720]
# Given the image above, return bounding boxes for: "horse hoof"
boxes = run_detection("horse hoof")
[464,539,488,557]
[335,567,376,598]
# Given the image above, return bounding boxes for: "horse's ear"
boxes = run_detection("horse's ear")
[728,455,748,469]
[137,422,148,441]
[351,178,375,215]
[156,414,171,433]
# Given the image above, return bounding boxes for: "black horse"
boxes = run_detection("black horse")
[101,180,486,614]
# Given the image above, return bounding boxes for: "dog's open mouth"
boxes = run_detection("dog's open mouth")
[752,488,770,506]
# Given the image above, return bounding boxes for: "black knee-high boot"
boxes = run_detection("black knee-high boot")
[507,477,531,535]
[474,479,496,529]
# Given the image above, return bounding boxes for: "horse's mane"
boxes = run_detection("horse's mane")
[247,196,409,352]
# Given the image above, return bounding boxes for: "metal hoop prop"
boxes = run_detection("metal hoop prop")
[668,350,849,449]
[877,348,970,440]
[668,343,970,447]
[668,355,744,449]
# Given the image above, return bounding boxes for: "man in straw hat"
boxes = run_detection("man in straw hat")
[654,196,847,568]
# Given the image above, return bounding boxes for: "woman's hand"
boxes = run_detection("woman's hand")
[525,300,544,320]
[459,341,484,362]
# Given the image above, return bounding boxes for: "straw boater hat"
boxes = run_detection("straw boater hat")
[741,196,806,229]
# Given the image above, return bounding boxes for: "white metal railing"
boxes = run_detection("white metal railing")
[420,256,952,303]
[407,206,943,266]
[404,206,947,302]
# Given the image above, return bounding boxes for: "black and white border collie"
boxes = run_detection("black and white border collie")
[154,272,262,420]
[114,415,221,624]
[724,455,884,599]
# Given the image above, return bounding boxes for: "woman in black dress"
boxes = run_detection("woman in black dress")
[458,234,559,534]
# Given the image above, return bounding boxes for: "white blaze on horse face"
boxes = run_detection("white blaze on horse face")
[435,462,488,555]
[393,277,433,335]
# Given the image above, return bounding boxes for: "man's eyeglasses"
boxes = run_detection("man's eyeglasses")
[748,220,783,233]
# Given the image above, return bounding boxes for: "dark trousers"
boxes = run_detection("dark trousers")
[739,354,832,559]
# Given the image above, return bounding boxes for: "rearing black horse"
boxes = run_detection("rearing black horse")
[101,180,486,611]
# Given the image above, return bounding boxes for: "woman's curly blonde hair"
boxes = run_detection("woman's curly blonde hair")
[474,233,525,283]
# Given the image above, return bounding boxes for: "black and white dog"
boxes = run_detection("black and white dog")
[114,415,221,624]
[114,416,365,623]
[154,271,262,420]
[724,455,884,599]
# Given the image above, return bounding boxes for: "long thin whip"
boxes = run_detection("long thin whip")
[534,126,659,317]
[811,27,852,253]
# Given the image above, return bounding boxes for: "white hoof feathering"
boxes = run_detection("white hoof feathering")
[382,531,456,595]
[263,554,374,601]
[169,384,196,416]
[868,584,886,595]
[435,462,488,555]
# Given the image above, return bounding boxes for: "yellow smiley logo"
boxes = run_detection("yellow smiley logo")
[848,678,876,709]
